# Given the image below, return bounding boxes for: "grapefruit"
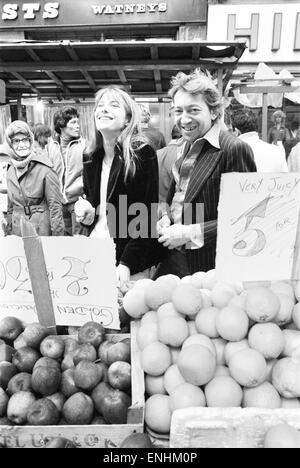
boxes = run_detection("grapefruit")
[169,382,206,412]
[157,316,189,347]
[145,394,172,434]
[216,306,249,342]
[228,348,267,388]
[172,285,203,318]
[205,376,243,407]
[123,289,149,319]
[242,382,281,408]
[144,281,173,311]
[195,307,220,338]
[141,342,172,377]
[248,323,284,359]
[163,364,185,395]
[245,287,280,323]
[177,345,216,386]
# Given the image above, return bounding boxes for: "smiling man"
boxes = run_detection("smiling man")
[48,106,86,236]
[155,69,256,277]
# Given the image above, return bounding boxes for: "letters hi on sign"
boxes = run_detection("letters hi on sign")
[0,222,120,329]
[215,173,300,283]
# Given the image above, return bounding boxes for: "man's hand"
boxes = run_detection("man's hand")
[158,224,192,249]
[116,264,131,290]
[157,214,171,236]
[74,197,95,225]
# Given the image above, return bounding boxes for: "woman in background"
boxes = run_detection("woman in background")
[75,86,161,288]
[268,110,289,160]
[5,120,64,237]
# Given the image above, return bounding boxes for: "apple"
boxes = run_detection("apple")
[0,388,9,417]
[7,372,32,395]
[33,357,60,372]
[98,341,114,365]
[27,398,60,426]
[46,392,66,412]
[78,321,105,347]
[101,389,131,424]
[0,344,16,362]
[91,382,112,414]
[0,317,23,342]
[108,361,131,391]
[64,338,79,356]
[62,392,94,425]
[20,323,50,349]
[107,341,130,365]
[73,344,97,365]
[40,336,65,360]
[7,391,36,424]
[32,359,61,396]
[73,360,102,392]
[0,362,18,389]
[60,369,80,398]
[12,347,40,373]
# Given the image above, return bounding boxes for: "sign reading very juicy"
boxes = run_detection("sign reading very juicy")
[215,173,300,283]
[0,0,207,27]
[0,237,120,329]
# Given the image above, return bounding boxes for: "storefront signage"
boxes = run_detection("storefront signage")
[215,173,300,283]
[0,0,207,27]
[0,237,120,329]
[207,3,300,63]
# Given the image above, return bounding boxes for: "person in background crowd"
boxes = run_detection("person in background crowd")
[157,124,184,204]
[33,123,52,150]
[284,120,300,158]
[74,86,160,289]
[232,110,288,172]
[5,120,64,237]
[154,69,256,278]
[268,110,289,159]
[47,106,86,235]
[139,103,166,151]
[287,139,300,172]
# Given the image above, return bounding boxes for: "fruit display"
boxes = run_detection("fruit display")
[123,271,300,436]
[0,318,133,433]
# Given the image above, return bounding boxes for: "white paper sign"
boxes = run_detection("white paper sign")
[0,237,120,329]
[215,173,300,282]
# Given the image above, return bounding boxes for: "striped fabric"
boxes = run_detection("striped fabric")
[166,130,257,274]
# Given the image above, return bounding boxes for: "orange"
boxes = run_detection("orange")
[205,376,243,407]
[169,382,206,412]
[172,284,203,318]
[274,293,294,326]
[211,283,236,309]
[157,316,189,348]
[123,288,149,319]
[136,323,158,351]
[264,424,300,448]
[224,339,249,366]
[141,341,172,377]
[163,364,185,395]
[216,306,249,342]
[272,357,300,398]
[145,374,167,396]
[177,344,216,386]
[242,382,281,408]
[195,307,220,338]
[228,348,267,388]
[140,311,158,326]
[157,302,181,321]
[245,287,280,323]
[144,281,173,311]
[145,395,172,434]
[212,338,227,365]
[248,323,284,359]
[182,334,216,357]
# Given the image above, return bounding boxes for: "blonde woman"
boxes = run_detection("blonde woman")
[75,87,161,288]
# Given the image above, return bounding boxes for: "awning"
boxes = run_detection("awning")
[0,40,246,101]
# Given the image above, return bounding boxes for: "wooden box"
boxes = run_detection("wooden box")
[0,322,145,448]
[169,407,300,448]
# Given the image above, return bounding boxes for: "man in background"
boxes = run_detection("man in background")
[139,103,166,151]
[232,110,288,172]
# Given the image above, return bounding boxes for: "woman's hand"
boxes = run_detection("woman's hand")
[74,197,95,225]
[116,264,131,291]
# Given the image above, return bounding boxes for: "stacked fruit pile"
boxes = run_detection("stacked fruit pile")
[123,271,300,435]
[0,320,132,427]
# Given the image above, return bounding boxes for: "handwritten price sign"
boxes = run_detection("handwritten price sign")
[0,237,120,329]
[215,173,300,282]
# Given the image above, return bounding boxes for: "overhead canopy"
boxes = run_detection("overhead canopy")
[0,40,246,101]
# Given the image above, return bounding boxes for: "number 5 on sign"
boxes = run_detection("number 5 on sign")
[215,173,300,282]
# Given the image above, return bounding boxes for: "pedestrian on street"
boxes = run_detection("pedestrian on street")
[74,86,161,289]
[5,120,64,237]
[48,106,86,235]
[154,69,256,278]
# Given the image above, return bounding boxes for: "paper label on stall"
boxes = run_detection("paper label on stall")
[215,173,300,282]
[0,237,120,329]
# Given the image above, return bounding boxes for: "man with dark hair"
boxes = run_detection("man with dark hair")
[232,110,288,172]
[48,106,86,235]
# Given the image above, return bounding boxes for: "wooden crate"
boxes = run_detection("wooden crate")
[170,407,300,448]
[0,321,145,448]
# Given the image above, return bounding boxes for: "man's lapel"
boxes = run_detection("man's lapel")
[184,143,222,204]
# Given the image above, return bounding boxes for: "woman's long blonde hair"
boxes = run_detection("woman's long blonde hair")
[87,86,147,181]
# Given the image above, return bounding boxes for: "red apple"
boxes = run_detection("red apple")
[91,382,112,414]
[40,336,65,360]
[62,393,94,425]
[46,392,66,412]
[0,344,16,363]
[78,322,105,347]
[0,388,9,417]
[7,372,32,395]
[101,389,131,424]
[27,398,60,425]
[32,359,61,396]
[98,341,114,365]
